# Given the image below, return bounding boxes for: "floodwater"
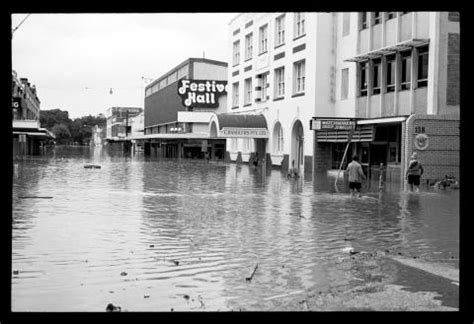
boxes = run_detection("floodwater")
[11,146,459,311]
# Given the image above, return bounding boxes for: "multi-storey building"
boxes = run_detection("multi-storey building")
[105,106,143,141]
[133,58,228,159]
[12,70,54,156]
[313,12,460,186]
[222,12,460,186]
[218,12,331,176]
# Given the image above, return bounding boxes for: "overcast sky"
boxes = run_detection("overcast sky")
[11,13,237,119]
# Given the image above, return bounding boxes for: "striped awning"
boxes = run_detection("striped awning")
[209,113,269,138]
[344,39,430,62]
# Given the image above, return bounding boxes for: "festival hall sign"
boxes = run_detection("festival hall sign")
[178,79,228,108]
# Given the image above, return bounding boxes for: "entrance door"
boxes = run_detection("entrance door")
[370,144,387,166]
[255,138,266,164]
[291,120,304,174]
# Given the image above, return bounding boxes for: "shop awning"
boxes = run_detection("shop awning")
[344,39,430,62]
[13,128,55,140]
[209,113,269,138]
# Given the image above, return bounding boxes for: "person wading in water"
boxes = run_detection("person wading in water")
[406,152,424,192]
[345,155,366,197]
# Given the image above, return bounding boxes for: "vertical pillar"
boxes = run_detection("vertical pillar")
[367,60,373,118]
[394,52,401,115]
[427,12,440,115]
[410,47,418,114]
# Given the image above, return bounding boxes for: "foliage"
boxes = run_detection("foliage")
[40,109,106,145]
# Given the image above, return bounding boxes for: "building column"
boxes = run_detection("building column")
[427,12,440,115]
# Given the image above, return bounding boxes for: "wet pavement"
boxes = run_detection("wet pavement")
[11,146,459,311]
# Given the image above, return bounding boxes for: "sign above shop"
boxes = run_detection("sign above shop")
[220,127,268,138]
[310,118,357,131]
[178,79,228,108]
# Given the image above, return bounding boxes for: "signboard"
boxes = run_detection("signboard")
[220,127,268,138]
[178,79,228,108]
[310,118,356,131]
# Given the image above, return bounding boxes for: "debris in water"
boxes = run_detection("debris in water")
[84,165,101,169]
[120,271,128,276]
[183,294,190,301]
[245,263,259,281]
[144,295,150,298]
[172,260,179,266]
[149,244,154,248]
[106,303,122,312]
[13,270,19,275]
[349,250,360,256]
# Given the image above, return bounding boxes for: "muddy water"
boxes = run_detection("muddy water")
[11,146,459,311]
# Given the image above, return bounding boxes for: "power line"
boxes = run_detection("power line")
[12,14,31,37]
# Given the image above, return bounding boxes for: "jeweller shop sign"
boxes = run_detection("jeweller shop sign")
[178,79,228,108]
[310,118,357,131]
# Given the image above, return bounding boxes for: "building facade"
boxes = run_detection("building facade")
[105,107,143,141]
[133,58,228,160]
[312,11,460,187]
[222,12,332,176]
[224,12,460,186]
[12,70,54,156]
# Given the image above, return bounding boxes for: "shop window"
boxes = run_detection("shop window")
[359,61,368,96]
[386,55,396,93]
[400,51,411,90]
[372,59,381,95]
[417,46,429,88]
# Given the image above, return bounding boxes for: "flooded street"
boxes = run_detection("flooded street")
[11,146,459,311]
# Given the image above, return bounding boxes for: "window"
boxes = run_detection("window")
[244,78,252,105]
[417,46,429,88]
[273,123,284,154]
[274,67,285,98]
[275,15,285,46]
[245,33,253,60]
[341,68,349,100]
[259,24,268,54]
[231,138,238,151]
[373,12,381,25]
[294,12,305,38]
[293,60,305,94]
[387,12,396,20]
[360,12,368,30]
[400,51,411,90]
[233,40,240,66]
[261,73,269,101]
[386,55,396,92]
[372,59,381,95]
[232,82,239,107]
[342,12,350,36]
[359,62,368,96]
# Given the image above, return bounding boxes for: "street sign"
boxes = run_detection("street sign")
[310,118,356,131]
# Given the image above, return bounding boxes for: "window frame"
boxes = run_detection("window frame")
[232,82,240,108]
[233,40,240,66]
[417,46,429,88]
[275,14,286,47]
[294,12,306,39]
[293,59,306,94]
[373,12,381,25]
[244,77,253,105]
[372,58,382,95]
[274,66,285,98]
[400,51,412,91]
[386,54,396,93]
[359,61,368,97]
[259,24,268,54]
[245,33,253,60]
[360,12,368,30]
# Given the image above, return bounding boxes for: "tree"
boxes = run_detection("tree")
[40,109,71,130]
[51,123,71,144]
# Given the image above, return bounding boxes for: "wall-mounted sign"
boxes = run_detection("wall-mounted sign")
[310,118,356,131]
[220,127,268,138]
[178,79,228,108]
[414,133,429,150]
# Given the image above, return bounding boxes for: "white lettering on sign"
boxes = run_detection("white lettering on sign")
[178,79,228,108]
[220,127,268,138]
[311,118,356,131]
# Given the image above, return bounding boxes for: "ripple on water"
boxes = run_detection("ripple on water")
[11,147,459,311]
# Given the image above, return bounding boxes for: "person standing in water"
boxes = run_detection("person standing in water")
[406,152,424,192]
[346,155,366,197]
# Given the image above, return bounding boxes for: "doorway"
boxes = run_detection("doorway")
[291,120,304,174]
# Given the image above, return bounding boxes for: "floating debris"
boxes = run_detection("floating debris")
[13,269,19,275]
[349,250,360,256]
[19,196,53,199]
[245,263,259,282]
[120,271,128,276]
[172,260,180,266]
[144,295,150,299]
[183,294,190,301]
[149,244,154,248]
[84,165,101,169]
[106,303,121,312]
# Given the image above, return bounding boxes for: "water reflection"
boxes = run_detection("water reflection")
[11,146,459,311]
